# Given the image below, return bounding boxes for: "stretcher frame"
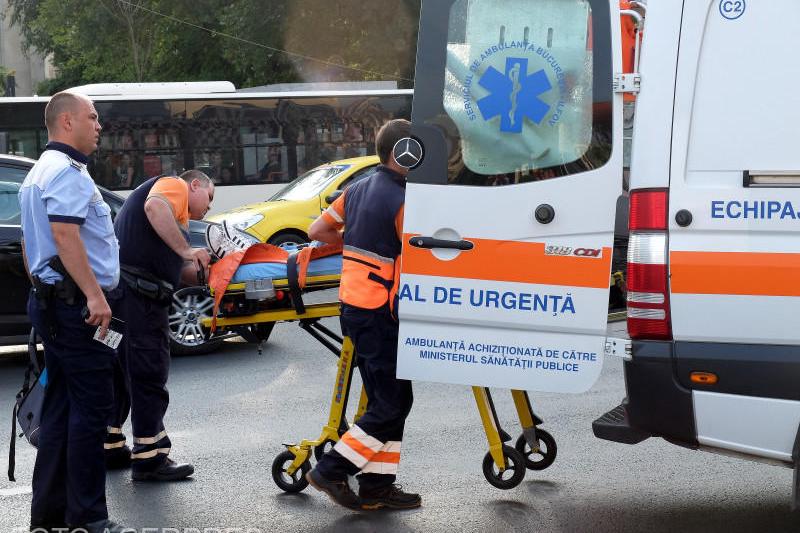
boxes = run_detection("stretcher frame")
[202,273,557,490]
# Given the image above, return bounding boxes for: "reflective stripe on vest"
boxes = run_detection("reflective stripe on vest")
[340,245,395,309]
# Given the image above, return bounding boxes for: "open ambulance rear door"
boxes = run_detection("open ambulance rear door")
[397,0,624,393]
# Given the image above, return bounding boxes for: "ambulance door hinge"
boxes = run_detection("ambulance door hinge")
[605,337,632,361]
[613,73,641,94]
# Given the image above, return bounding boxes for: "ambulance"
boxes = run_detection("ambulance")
[395,0,800,499]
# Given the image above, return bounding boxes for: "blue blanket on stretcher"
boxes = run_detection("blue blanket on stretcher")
[230,254,342,284]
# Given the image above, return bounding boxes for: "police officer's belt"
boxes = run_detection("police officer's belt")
[120,264,174,304]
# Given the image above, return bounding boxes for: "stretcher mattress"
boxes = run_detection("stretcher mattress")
[230,254,342,283]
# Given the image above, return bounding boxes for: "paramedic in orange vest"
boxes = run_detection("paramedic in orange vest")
[305,118,420,511]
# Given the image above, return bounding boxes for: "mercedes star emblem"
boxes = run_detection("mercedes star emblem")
[392,137,424,169]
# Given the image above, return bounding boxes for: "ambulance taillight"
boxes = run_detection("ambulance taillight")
[626,189,672,340]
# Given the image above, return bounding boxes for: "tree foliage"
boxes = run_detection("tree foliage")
[5,0,419,94]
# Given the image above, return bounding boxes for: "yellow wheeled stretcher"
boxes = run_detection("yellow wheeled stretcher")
[201,243,557,491]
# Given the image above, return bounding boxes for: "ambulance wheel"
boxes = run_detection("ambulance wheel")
[271,451,310,493]
[482,445,526,490]
[313,439,336,461]
[515,430,557,471]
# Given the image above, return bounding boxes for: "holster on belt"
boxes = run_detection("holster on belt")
[120,264,174,305]
[47,256,80,305]
[31,256,84,338]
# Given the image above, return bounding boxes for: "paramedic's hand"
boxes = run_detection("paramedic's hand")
[184,248,211,275]
[85,293,112,340]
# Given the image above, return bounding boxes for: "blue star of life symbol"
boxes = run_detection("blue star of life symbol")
[476,57,552,134]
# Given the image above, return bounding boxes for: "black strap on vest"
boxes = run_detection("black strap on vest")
[286,252,306,315]
[367,271,393,290]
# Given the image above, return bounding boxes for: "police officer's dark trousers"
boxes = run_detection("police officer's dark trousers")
[315,304,413,492]
[28,291,115,527]
[115,284,172,473]
[105,292,130,454]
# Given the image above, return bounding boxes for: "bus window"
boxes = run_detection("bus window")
[439,0,611,186]
[0,90,412,212]
[93,99,187,189]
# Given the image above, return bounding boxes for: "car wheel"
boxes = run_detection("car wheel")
[169,286,224,355]
[268,231,309,248]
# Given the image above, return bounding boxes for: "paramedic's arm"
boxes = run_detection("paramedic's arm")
[144,197,210,272]
[310,193,345,245]
[309,217,343,245]
[50,222,112,333]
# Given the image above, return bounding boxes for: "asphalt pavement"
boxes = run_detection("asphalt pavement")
[1,319,798,532]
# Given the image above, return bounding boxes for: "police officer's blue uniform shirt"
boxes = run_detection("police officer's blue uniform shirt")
[20,142,120,289]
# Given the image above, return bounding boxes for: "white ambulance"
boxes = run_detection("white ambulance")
[396,0,800,501]
[595,0,800,474]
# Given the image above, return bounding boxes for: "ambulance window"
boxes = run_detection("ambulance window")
[439,0,612,186]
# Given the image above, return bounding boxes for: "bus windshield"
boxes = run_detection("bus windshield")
[268,165,351,202]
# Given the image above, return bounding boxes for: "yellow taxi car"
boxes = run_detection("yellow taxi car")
[209,156,380,246]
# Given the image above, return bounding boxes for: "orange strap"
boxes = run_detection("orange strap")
[293,243,343,290]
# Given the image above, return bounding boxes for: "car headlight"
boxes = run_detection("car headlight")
[224,213,264,232]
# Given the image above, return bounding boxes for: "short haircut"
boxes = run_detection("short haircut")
[44,91,87,131]
[375,119,412,164]
[180,169,212,187]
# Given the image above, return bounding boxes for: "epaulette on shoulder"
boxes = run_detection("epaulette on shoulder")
[68,157,83,172]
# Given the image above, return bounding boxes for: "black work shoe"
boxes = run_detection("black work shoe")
[105,445,132,470]
[305,468,360,510]
[81,518,137,533]
[132,458,194,482]
[360,484,422,510]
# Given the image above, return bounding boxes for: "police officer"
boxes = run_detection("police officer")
[305,119,420,511]
[105,170,212,481]
[20,91,131,533]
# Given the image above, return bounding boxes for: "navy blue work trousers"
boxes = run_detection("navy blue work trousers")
[108,285,172,472]
[28,291,116,527]
[315,304,413,492]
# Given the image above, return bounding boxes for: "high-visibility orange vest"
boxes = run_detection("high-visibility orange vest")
[328,165,405,313]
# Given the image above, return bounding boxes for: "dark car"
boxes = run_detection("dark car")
[0,154,218,354]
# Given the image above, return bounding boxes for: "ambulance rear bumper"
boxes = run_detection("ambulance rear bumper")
[593,340,698,447]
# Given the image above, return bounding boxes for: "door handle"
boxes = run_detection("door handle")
[408,236,474,251]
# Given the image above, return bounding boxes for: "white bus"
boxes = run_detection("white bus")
[0,82,413,213]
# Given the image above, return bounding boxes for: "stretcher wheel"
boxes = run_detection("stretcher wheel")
[482,445,526,490]
[271,450,310,493]
[515,430,557,471]
[313,439,336,461]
